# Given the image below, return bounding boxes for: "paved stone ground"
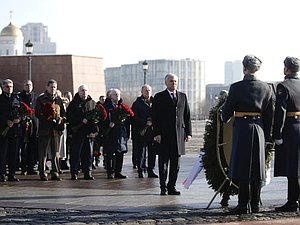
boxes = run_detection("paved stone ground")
[0,206,300,224]
[0,121,300,224]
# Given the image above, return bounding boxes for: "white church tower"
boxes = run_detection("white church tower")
[0,12,24,56]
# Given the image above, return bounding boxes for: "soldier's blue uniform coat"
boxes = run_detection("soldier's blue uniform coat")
[221,74,273,182]
[273,74,300,177]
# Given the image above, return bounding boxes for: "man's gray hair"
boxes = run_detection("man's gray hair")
[111,88,120,95]
[78,84,89,92]
[141,84,151,91]
[164,73,178,82]
[2,79,13,87]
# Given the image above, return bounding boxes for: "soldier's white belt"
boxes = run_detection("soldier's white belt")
[286,112,300,117]
[234,112,261,118]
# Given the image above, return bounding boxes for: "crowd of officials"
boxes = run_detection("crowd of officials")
[0,73,192,197]
[1,56,300,215]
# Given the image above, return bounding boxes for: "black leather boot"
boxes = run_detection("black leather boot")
[138,168,143,178]
[276,177,299,212]
[229,181,249,214]
[250,181,261,213]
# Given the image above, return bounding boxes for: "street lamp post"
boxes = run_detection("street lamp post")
[25,40,33,80]
[142,60,149,85]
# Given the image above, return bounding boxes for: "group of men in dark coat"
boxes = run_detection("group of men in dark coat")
[221,55,300,214]
[0,74,193,194]
[0,79,39,182]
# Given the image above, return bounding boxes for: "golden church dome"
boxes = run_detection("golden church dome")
[0,22,23,37]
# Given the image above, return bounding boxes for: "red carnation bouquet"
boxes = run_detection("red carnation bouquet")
[72,102,107,133]
[1,101,34,137]
[105,103,134,136]
[112,103,134,124]
[42,102,59,121]
[41,102,66,132]
[86,102,108,123]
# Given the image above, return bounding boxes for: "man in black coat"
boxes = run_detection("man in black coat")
[0,79,22,182]
[67,85,98,180]
[221,55,273,214]
[131,84,158,178]
[273,56,300,212]
[152,73,192,195]
[18,80,38,175]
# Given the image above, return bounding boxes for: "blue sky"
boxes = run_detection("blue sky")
[1,0,300,84]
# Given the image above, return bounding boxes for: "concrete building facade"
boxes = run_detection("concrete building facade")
[0,55,105,100]
[205,84,230,110]
[224,60,242,85]
[105,59,206,119]
[21,23,56,54]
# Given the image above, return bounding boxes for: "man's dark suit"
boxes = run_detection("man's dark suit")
[152,89,192,193]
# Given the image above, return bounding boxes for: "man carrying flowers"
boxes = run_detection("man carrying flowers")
[0,79,22,182]
[35,79,66,181]
[103,89,134,179]
[67,85,106,180]
[18,80,39,176]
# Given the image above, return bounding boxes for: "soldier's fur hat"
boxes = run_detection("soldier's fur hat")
[284,56,300,73]
[242,55,262,73]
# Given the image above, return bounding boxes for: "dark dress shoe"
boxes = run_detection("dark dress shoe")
[160,190,167,196]
[84,175,94,180]
[228,205,248,215]
[107,174,114,179]
[138,170,143,178]
[251,205,260,213]
[8,175,19,182]
[21,171,27,175]
[71,175,78,180]
[115,172,127,179]
[51,176,62,181]
[40,176,48,181]
[148,172,159,178]
[0,175,7,182]
[220,198,229,207]
[168,189,181,195]
[275,201,298,212]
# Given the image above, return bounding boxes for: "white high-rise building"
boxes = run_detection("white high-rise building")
[0,21,23,56]
[224,60,243,85]
[21,23,56,54]
[105,59,206,119]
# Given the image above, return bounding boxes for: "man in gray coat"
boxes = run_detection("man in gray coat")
[152,73,192,196]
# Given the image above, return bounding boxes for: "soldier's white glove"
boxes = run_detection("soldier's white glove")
[274,139,283,145]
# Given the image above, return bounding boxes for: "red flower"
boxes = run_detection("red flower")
[112,103,134,123]
[120,103,134,117]
[41,102,56,121]
[1,101,34,138]
[95,103,108,122]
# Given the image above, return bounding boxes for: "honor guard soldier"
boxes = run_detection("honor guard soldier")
[221,55,273,214]
[273,56,300,212]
